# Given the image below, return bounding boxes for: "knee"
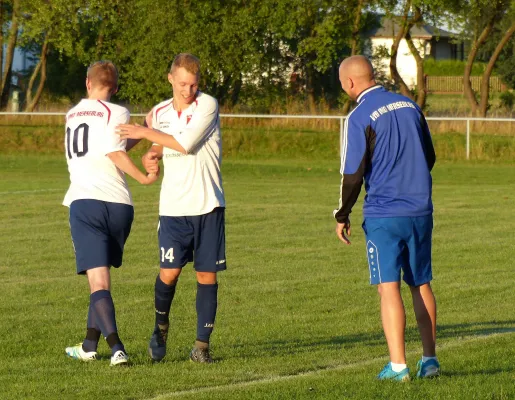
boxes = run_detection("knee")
[377,282,400,297]
[196,272,217,285]
[160,268,181,285]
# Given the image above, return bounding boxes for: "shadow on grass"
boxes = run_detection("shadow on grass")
[120,320,515,366]
[220,320,515,361]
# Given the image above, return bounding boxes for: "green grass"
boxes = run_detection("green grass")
[1,154,515,399]
[2,121,515,161]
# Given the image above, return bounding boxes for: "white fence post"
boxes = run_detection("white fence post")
[466,119,470,160]
[340,117,345,157]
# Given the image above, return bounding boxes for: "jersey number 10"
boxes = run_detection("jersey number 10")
[66,123,89,159]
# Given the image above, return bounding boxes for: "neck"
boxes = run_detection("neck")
[87,89,111,102]
[173,92,197,112]
[173,98,185,112]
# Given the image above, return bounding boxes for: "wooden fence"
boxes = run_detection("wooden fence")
[426,76,505,93]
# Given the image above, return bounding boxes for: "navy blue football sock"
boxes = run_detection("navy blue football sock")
[196,282,218,344]
[82,303,101,352]
[90,289,125,354]
[155,275,176,327]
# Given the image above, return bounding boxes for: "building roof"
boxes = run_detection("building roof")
[369,16,455,39]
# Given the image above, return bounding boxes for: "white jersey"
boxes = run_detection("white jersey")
[151,92,225,216]
[63,99,133,207]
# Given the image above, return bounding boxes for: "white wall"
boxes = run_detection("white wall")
[370,37,429,88]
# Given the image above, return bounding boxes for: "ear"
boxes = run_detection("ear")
[167,73,174,85]
[112,86,119,95]
[85,78,91,91]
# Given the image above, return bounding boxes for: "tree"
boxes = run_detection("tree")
[461,0,512,116]
[0,0,20,110]
[342,0,367,115]
[16,0,132,110]
[269,0,356,112]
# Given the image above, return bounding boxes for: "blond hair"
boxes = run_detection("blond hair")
[87,61,118,93]
[169,53,200,76]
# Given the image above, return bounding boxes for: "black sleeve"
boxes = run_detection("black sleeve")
[334,126,376,223]
[421,115,436,171]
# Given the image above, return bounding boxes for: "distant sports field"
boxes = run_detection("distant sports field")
[1,153,514,399]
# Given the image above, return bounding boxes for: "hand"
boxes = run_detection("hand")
[142,151,160,174]
[336,218,351,245]
[143,172,159,185]
[116,123,148,140]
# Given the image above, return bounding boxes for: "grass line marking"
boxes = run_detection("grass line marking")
[0,188,63,195]
[149,328,515,399]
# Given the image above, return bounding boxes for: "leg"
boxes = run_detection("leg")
[195,271,218,344]
[81,262,110,353]
[190,208,225,363]
[406,216,439,377]
[149,214,189,362]
[67,200,130,365]
[409,283,437,357]
[377,282,406,364]
[86,266,127,364]
[154,268,181,333]
[190,271,218,363]
[148,268,182,362]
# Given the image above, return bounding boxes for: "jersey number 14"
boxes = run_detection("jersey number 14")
[66,123,89,159]
[160,247,175,263]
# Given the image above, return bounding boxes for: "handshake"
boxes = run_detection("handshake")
[142,151,161,178]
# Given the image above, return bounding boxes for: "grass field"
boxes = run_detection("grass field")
[1,153,515,399]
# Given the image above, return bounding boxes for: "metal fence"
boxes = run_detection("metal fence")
[1,112,515,160]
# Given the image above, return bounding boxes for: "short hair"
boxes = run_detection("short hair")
[169,53,200,76]
[87,61,118,93]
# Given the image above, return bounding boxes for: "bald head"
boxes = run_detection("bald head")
[339,55,376,100]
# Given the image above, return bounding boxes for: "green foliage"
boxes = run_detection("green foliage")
[496,41,515,90]
[424,58,490,76]
[499,91,515,111]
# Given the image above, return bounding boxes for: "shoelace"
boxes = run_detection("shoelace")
[195,349,211,362]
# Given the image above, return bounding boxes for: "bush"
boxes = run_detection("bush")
[499,91,515,111]
[424,58,491,77]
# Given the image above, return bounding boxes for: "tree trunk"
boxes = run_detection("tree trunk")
[343,0,364,115]
[350,0,363,55]
[0,0,20,109]
[463,19,495,115]
[389,0,414,100]
[305,65,317,113]
[25,36,50,112]
[0,1,4,80]
[230,74,242,107]
[404,7,426,109]
[405,34,426,109]
[478,22,515,117]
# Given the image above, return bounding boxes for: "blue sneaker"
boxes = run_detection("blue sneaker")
[416,359,440,378]
[377,362,410,381]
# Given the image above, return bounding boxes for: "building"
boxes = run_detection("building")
[365,16,463,88]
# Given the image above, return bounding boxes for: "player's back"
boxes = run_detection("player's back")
[63,99,133,207]
[353,86,434,217]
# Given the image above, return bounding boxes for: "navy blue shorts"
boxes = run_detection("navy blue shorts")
[362,215,433,286]
[158,207,226,272]
[69,199,134,274]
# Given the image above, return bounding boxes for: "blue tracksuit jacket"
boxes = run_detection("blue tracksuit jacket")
[334,85,435,222]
